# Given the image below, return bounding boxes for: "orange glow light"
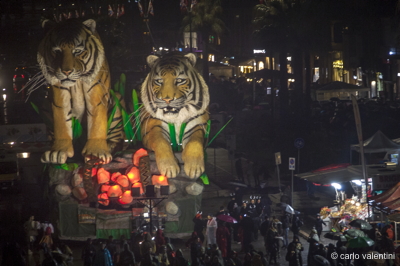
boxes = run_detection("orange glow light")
[97,168,110,184]
[119,190,133,205]
[98,193,110,206]
[111,172,121,182]
[117,175,130,188]
[107,184,123,198]
[101,184,111,193]
[151,175,169,187]
[133,148,148,166]
[126,167,140,183]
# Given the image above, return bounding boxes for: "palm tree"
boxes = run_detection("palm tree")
[181,0,225,81]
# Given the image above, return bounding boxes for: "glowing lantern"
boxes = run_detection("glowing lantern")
[133,148,148,166]
[111,172,121,182]
[91,168,97,177]
[152,175,169,187]
[101,184,111,193]
[132,182,144,195]
[107,184,123,198]
[119,190,133,205]
[98,192,110,206]
[126,167,140,183]
[97,168,110,184]
[117,175,130,188]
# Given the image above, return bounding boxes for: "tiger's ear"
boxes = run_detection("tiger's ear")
[147,55,159,69]
[83,19,97,33]
[184,53,197,67]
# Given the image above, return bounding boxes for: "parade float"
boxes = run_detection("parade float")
[24,17,221,240]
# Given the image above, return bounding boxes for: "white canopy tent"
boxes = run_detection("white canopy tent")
[350,130,400,163]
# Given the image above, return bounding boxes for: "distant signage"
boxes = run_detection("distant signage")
[289,157,295,171]
[372,174,400,190]
[294,138,305,149]
[253,49,266,54]
[275,152,281,165]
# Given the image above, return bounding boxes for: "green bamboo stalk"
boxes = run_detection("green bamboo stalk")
[107,105,118,131]
[168,123,178,152]
[72,117,83,139]
[206,117,234,148]
[110,90,135,144]
[178,123,187,152]
[199,173,210,185]
[30,102,39,114]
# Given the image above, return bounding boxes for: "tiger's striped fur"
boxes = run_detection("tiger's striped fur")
[140,52,210,179]
[38,19,123,164]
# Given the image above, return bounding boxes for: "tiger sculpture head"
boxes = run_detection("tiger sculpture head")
[141,52,210,125]
[38,19,105,88]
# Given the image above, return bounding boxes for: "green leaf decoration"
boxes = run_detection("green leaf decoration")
[132,89,142,141]
[168,123,178,152]
[30,102,39,114]
[110,90,135,144]
[51,163,78,171]
[204,119,211,139]
[107,105,118,132]
[114,80,120,92]
[207,117,234,148]
[71,117,83,139]
[178,123,187,152]
[199,173,209,185]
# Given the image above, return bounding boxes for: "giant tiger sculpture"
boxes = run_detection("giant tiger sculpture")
[37,19,123,164]
[140,52,210,215]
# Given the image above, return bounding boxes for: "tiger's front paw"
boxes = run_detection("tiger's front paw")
[182,144,204,179]
[156,155,180,178]
[82,139,112,164]
[41,139,74,164]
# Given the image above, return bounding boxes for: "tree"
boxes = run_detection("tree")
[181,0,225,81]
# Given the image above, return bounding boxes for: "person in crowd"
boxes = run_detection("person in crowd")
[266,222,280,265]
[227,194,236,214]
[307,229,320,266]
[251,252,263,266]
[210,244,224,266]
[256,198,264,216]
[281,212,290,249]
[240,201,248,216]
[130,228,142,265]
[59,241,73,265]
[252,212,261,241]
[258,251,268,266]
[291,215,303,237]
[106,235,118,264]
[24,215,40,253]
[155,229,166,254]
[336,240,348,266]
[193,212,206,243]
[94,242,114,266]
[118,243,135,266]
[186,232,201,266]
[166,243,175,266]
[326,243,337,266]
[216,222,230,258]
[229,251,242,266]
[315,243,327,259]
[39,221,54,250]
[206,214,218,246]
[240,213,254,253]
[216,206,228,218]
[234,186,244,206]
[286,236,303,266]
[157,245,170,266]
[175,249,189,266]
[82,238,97,266]
[141,232,155,256]
[243,252,252,266]
[314,214,326,239]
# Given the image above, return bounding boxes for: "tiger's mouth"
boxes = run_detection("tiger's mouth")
[160,106,181,115]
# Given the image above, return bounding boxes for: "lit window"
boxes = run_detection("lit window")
[258,61,264,70]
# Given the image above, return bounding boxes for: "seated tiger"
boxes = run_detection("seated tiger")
[140,52,210,179]
[37,19,123,164]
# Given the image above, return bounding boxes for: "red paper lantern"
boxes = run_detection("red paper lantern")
[97,168,110,184]
[119,190,133,205]
[101,183,111,193]
[98,192,110,206]
[117,175,130,188]
[133,148,148,166]
[152,175,169,187]
[111,172,121,182]
[107,184,123,198]
[127,167,140,183]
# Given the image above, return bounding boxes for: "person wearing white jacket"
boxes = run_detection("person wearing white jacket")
[206,214,217,246]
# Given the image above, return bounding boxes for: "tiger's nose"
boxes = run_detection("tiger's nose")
[62,70,72,76]
[163,97,173,104]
